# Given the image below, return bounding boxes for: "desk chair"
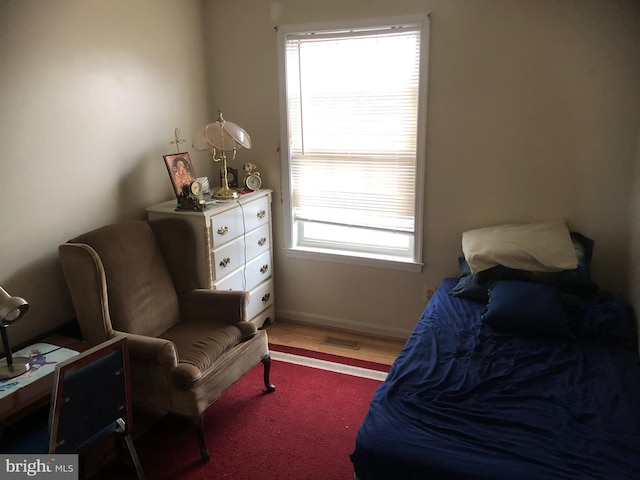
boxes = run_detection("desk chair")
[0,336,144,480]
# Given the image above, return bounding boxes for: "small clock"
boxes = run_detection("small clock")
[243,163,262,191]
[177,180,207,211]
[245,174,262,191]
[190,180,203,196]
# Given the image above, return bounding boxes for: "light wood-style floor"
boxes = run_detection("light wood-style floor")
[265,320,406,365]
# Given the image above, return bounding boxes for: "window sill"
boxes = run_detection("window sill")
[283,246,423,272]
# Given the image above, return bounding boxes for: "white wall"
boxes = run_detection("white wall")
[0,0,212,345]
[203,0,640,338]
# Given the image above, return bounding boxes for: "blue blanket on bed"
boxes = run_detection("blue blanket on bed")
[351,278,640,480]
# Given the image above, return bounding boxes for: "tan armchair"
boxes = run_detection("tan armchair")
[58,218,275,462]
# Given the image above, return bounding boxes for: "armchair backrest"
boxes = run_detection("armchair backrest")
[59,219,193,342]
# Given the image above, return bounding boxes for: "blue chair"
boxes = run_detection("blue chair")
[1,336,144,479]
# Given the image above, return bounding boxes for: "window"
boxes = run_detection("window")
[277,15,429,271]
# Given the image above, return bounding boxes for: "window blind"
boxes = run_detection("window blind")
[285,25,421,234]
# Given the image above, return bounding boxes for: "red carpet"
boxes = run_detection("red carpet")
[99,346,387,479]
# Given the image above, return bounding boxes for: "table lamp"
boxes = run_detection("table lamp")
[192,110,252,199]
[0,286,30,379]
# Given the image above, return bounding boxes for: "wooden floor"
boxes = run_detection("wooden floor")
[265,320,406,365]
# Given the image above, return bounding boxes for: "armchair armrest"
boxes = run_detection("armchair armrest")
[114,330,178,368]
[178,289,249,325]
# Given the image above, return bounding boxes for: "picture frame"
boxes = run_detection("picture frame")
[221,166,239,189]
[164,153,197,199]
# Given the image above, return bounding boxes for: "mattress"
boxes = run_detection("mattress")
[351,278,640,480]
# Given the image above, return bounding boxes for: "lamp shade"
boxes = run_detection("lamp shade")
[192,111,252,152]
[192,110,252,200]
[0,287,28,326]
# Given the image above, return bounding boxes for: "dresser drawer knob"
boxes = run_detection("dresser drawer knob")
[260,264,269,274]
[219,257,231,268]
[217,226,229,236]
[261,292,271,303]
[258,237,267,247]
[257,210,266,219]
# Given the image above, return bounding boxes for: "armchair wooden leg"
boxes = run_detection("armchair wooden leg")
[262,355,276,393]
[191,414,211,463]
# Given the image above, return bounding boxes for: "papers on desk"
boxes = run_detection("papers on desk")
[0,343,79,399]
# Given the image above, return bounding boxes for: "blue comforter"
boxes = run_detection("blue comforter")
[351,278,640,479]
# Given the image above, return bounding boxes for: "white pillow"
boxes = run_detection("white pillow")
[462,220,578,274]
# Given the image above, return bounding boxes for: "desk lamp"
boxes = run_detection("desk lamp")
[0,286,30,379]
[193,110,252,199]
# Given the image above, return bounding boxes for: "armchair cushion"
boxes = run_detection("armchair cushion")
[163,322,256,388]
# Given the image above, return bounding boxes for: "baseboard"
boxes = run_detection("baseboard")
[275,308,410,340]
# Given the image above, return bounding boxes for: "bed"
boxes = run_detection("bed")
[351,222,640,480]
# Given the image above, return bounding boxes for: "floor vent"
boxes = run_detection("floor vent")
[323,336,362,350]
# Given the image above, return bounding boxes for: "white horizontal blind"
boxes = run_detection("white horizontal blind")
[285,25,421,234]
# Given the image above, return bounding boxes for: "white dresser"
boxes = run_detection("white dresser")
[146,190,275,329]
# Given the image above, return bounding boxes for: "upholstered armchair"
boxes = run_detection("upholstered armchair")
[58,218,275,462]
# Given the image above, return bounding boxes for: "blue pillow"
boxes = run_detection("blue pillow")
[449,232,598,302]
[482,281,572,339]
[448,257,490,302]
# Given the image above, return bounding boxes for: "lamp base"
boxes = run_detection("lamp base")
[213,186,239,199]
[0,356,29,379]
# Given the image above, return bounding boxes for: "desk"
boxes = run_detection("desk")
[0,335,90,426]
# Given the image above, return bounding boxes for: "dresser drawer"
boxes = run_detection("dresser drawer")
[210,196,269,248]
[246,279,274,320]
[241,196,270,232]
[243,224,270,262]
[214,250,272,292]
[212,223,270,280]
[212,237,244,280]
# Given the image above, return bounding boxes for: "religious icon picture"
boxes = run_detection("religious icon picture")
[164,153,197,199]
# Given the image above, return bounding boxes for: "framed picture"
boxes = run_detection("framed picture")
[221,166,239,189]
[164,153,197,199]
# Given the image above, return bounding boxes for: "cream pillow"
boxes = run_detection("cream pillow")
[462,220,578,274]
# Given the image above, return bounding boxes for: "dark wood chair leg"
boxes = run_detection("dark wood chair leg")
[191,414,210,463]
[262,355,276,392]
[114,431,145,479]
[122,433,146,480]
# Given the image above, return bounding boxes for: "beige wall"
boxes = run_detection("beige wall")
[1,0,639,346]
[0,0,212,345]
[204,0,640,338]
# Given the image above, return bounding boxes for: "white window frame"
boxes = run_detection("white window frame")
[277,14,430,272]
